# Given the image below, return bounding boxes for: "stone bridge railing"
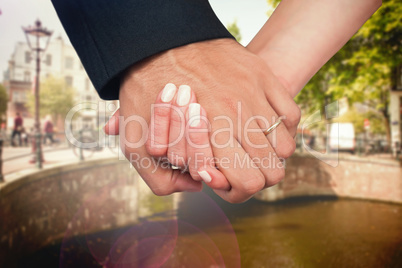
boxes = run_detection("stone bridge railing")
[1,153,400,266]
[256,153,402,203]
[0,158,141,266]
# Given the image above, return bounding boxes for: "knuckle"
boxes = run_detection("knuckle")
[147,147,167,158]
[215,95,239,118]
[145,141,167,158]
[286,105,301,127]
[277,139,296,159]
[151,186,174,196]
[227,196,247,204]
[267,167,285,187]
[188,132,208,146]
[167,149,186,167]
[170,111,186,126]
[219,190,248,204]
[153,105,171,118]
[241,175,265,196]
[170,116,184,127]
[189,169,203,182]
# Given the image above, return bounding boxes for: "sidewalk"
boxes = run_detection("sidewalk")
[2,145,119,181]
[2,145,399,183]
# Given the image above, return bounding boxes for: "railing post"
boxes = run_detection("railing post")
[79,130,84,161]
[357,138,362,156]
[0,139,3,182]
[36,132,43,169]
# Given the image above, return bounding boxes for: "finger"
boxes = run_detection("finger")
[235,105,288,187]
[120,114,202,195]
[213,143,266,203]
[252,107,296,160]
[186,103,231,190]
[208,115,266,203]
[262,75,301,138]
[146,83,177,157]
[167,85,196,168]
[241,116,287,188]
[127,146,203,195]
[103,109,120,135]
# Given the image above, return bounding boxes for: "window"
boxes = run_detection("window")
[46,54,52,66]
[24,71,31,82]
[12,91,20,103]
[25,51,31,64]
[65,57,74,69]
[65,76,73,87]
[20,91,27,102]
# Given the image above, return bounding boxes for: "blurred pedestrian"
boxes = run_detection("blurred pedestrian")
[43,115,55,146]
[308,135,316,150]
[11,112,23,147]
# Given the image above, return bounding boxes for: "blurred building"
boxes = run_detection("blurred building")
[3,36,116,132]
[390,65,402,154]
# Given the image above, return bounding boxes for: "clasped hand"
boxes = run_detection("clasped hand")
[105,39,300,203]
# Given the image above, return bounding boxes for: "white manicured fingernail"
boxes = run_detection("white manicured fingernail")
[189,103,201,127]
[161,83,177,102]
[198,170,212,183]
[177,85,191,106]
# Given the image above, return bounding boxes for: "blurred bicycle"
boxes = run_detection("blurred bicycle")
[70,127,120,159]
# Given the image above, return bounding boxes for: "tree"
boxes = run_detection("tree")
[0,84,7,125]
[328,0,401,143]
[27,76,75,124]
[267,0,281,7]
[226,20,242,43]
[267,0,401,143]
[334,109,366,135]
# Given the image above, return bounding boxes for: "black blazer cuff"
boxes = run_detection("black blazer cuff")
[52,0,234,100]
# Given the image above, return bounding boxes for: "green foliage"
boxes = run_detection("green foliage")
[226,20,242,43]
[333,109,386,135]
[0,84,7,122]
[328,0,400,111]
[364,111,387,135]
[295,64,333,116]
[266,0,281,17]
[356,0,402,67]
[267,0,281,8]
[293,0,400,142]
[333,109,365,134]
[27,76,75,122]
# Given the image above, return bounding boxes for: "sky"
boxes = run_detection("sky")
[0,0,270,79]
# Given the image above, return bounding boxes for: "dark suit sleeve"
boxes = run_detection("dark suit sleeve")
[51,0,234,100]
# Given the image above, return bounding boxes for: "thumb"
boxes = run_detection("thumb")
[103,108,120,135]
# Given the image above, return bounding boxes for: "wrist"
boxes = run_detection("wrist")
[120,38,242,98]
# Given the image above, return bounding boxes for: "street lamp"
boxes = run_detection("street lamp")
[22,19,52,168]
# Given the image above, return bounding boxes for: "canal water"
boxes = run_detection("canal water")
[20,189,402,267]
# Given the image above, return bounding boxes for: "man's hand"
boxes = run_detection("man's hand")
[118,38,300,203]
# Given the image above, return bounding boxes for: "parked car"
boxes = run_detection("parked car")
[329,123,355,154]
